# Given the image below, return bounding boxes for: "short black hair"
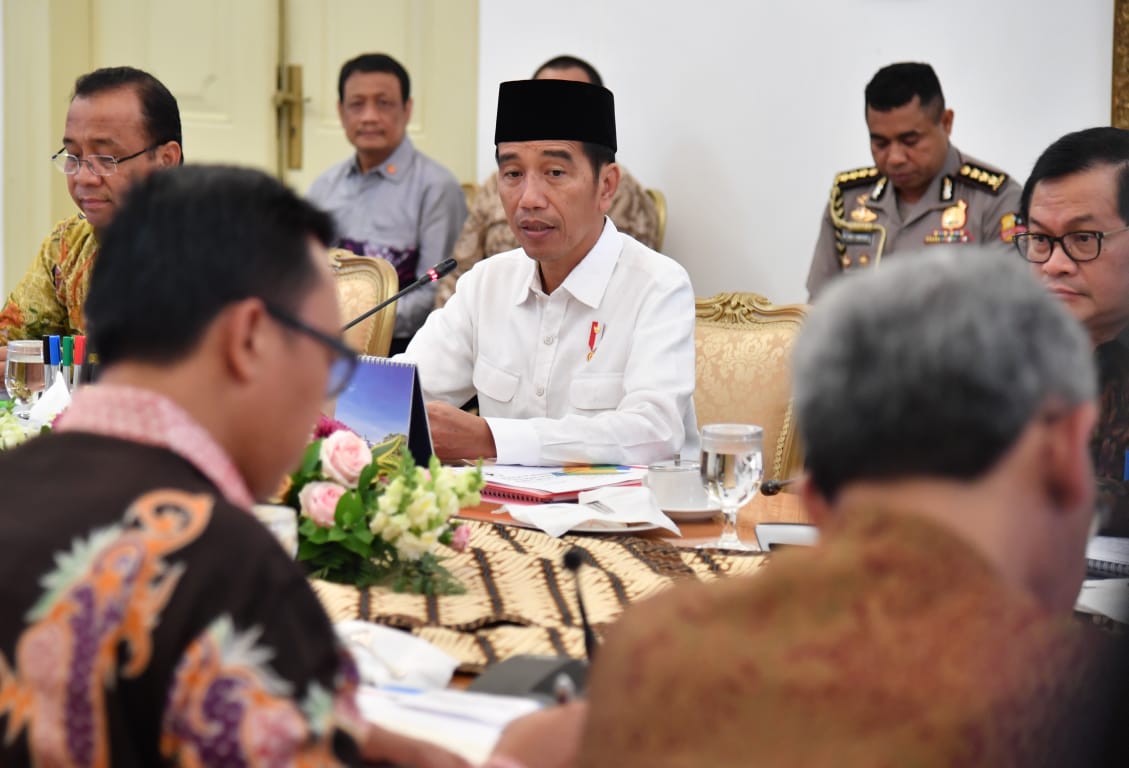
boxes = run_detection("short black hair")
[87,165,335,366]
[73,66,183,161]
[865,62,945,119]
[1019,127,1129,226]
[532,55,604,87]
[337,53,410,103]
[581,142,615,175]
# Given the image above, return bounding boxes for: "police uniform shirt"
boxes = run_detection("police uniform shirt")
[807,144,1022,300]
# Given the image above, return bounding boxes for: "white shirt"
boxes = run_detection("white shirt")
[401,219,699,466]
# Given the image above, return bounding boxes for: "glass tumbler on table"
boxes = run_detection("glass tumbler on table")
[699,423,764,551]
[4,340,46,418]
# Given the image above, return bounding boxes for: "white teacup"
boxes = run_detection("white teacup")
[643,460,714,511]
[252,503,299,558]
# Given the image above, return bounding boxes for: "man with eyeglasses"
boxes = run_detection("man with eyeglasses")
[0,66,183,369]
[807,62,1021,300]
[0,165,481,767]
[308,53,467,355]
[1019,127,1129,535]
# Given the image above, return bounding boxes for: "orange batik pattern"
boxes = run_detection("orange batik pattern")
[0,214,98,344]
[161,618,353,767]
[0,489,210,766]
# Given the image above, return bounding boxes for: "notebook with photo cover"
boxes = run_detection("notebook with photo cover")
[334,356,433,467]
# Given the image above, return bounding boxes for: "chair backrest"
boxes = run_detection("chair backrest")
[330,248,399,358]
[694,292,807,482]
[645,188,667,251]
[461,182,478,209]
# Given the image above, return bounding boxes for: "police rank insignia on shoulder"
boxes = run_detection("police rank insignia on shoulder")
[957,163,1009,194]
[849,193,877,223]
[835,166,880,190]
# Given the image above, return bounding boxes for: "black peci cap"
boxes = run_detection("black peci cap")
[494,79,616,152]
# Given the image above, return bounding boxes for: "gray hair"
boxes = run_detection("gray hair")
[793,251,1096,498]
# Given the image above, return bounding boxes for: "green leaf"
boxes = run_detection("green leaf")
[300,440,323,475]
[335,491,364,527]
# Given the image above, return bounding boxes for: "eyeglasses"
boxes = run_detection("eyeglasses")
[265,303,358,398]
[50,144,160,177]
[1014,225,1129,263]
[343,97,402,116]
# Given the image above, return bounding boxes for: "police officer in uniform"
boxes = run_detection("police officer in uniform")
[808,62,1021,300]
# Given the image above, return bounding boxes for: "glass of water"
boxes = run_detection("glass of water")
[699,423,764,551]
[4,340,45,417]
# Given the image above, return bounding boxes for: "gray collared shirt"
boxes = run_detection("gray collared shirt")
[308,136,467,339]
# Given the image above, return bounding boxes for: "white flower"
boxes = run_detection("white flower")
[382,513,408,542]
[0,411,32,450]
[395,531,430,561]
[405,491,437,529]
[369,511,388,536]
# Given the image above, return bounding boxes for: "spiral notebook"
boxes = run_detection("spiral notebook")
[1086,536,1129,578]
[334,356,433,467]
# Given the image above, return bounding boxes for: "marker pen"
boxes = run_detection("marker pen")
[73,336,86,389]
[61,336,74,391]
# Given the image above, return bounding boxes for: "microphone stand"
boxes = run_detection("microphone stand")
[342,257,457,332]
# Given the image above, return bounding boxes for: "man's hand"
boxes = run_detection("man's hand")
[426,401,497,462]
[487,702,587,768]
[0,345,7,368]
[360,722,472,768]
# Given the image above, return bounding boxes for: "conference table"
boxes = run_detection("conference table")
[457,489,809,546]
[311,490,811,676]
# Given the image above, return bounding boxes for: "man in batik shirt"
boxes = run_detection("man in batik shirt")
[0,66,183,363]
[579,253,1120,766]
[0,166,472,767]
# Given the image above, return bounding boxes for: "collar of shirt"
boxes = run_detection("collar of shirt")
[870,143,963,215]
[349,136,416,184]
[511,217,620,307]
[54,383,255,510]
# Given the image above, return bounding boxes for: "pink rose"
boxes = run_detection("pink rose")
[298,481,345,528]
[451,524,471,553]
[319,430,372,488]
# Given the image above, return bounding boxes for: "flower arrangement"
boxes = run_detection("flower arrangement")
[0,401,49,449]
[0,402,32,449]
[283,420,484,594]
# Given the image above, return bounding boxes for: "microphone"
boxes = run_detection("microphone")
[564,547,598,662]
[342,257,457,332]
[761,477,800,496]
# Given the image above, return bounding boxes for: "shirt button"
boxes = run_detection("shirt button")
[536,386,545,397]
[543,335,554,345]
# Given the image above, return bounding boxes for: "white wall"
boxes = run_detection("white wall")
[477,0,1113,303]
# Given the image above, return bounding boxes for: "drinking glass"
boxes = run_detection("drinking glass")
[699,423,764,551]
[4,340,45,417]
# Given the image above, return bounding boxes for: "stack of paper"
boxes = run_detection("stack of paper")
[482,464,646,504]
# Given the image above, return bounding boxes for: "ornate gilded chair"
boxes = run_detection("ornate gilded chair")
[694,292,808,483]
[330,248,399,358]
[645,188,667,251]
[461,182,478,209]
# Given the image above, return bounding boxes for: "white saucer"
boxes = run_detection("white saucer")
[662,504,722,522]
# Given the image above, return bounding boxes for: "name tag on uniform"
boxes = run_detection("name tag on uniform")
[839,231,874,245]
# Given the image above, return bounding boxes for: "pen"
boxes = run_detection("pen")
[45,335,60,391]
[61,336,74,391]
[73,336,85,389]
